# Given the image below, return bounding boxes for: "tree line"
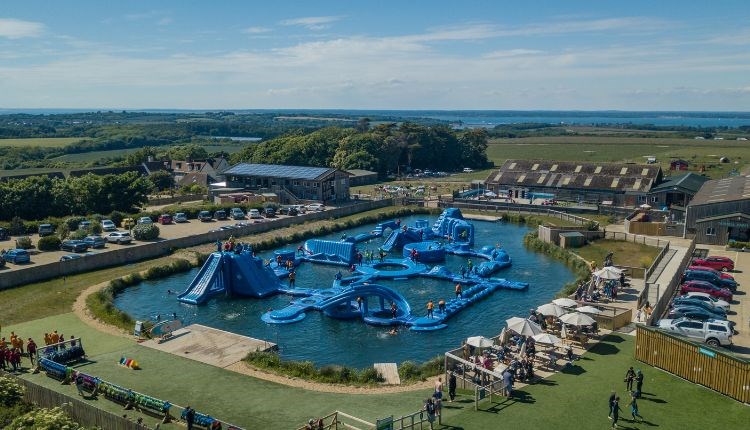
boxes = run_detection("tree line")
[231,123,491,176]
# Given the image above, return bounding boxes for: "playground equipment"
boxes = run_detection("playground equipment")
[179,208,528,331]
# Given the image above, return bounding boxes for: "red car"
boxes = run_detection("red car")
[688,265,735,281]
[692,256,734,272]
[680,280,733,301]
[157,214,173,225]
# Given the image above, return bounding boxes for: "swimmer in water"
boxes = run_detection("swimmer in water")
[389,327,398,336]
[167,289,173,294]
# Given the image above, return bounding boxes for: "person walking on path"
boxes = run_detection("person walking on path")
[635,370,644,398]
[448,371,457,402]
[608,391,616,420]
[628,391,643,422]
[611,396,622,428]
[625,367,636,391]
[427,300,434,318]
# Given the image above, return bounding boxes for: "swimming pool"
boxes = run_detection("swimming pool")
[114,215,575,368]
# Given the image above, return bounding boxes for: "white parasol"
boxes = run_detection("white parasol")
[577,305,603,315]
[593,266,623,280]
[559,312,596,326]
[506,318,543,336]
[532,333,563,346]
[497,327,508,346]
[536,303,568,317]
[466,336,494,348]
[552,298,578,308]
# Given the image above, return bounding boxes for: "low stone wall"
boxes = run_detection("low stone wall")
[147,193,207,206]
[538,225,605,245]
[0,199,392,290]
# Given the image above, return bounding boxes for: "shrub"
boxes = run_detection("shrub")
[65,216,87,231]
[0,376,25,406]
[9,216,24,235]
[132,223,160,241]
[14,236,32,249]
[37,235,62,251]
[68,229,89,240]
[9,406,84,429]
[109,210,125,226]
[56,223,71,240]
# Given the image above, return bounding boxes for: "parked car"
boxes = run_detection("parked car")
[231,208,245,220]
[174,212,188,223]
[682,292,730,311]
[682,269,737,291]
[672,296,728,315]
[680,280,733,301]
[199,211,213,222]
[214,210,228,221]
[657,318,733,347]
[138,216,153,225]
[78,220,92,231]
[692,256,734,272]
[38,223,55,237]
[291,205,307,214]
[158,214,173,225]
[106,231,132,244]
[462,168,474,173]
[122,218,135,229]
[101,219,117,232]
[667,305,727,322]
[305,203,324,212]
[688,265,735,281]
[263,207,276,218]
[83,235,107,249]
[60,254,83,262]
[278,207,298,216]
[248,209,262,219]
[61,240,90,252]
[3,249,30,264]
[0,227,8,240]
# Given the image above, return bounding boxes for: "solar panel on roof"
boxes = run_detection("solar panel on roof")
[224,163,333,180]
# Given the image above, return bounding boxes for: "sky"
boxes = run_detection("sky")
[1,1,749,110]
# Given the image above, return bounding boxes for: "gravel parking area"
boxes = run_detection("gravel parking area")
[0,209,326,272]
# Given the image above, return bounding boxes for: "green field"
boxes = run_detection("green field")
[0,137,82,147]
[487,136,749,178]
[50,142,248,164]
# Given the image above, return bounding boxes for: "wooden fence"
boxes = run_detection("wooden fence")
[635,325,750,403]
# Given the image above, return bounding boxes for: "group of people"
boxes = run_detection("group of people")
[423,377,445,429]
[216,237,253,255]
[1,331,37,371]
[608,367,645,428]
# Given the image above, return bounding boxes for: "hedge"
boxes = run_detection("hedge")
[37,235,62,251]
[523,231,591,297]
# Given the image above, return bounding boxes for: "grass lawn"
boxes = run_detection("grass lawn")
[0,137,82,147]
[6,313,748,429]
[0,256,180,325]
[573,239,660,273]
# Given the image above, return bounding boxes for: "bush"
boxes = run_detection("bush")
[132,223,160,241]
[109,210,125,226]
[55,223,70,240]
[68,229,89,240]
[65,216,87,231]
[37,235,62,251]
[9,406,84,429]
[9,216,25,235]
[0,376,25,406]
[14,236,32,249]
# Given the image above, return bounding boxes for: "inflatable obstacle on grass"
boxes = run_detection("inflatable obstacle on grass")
[119,356,141,370]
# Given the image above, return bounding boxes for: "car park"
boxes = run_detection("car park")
[38,223,55,237]
[83,235,107,249]
[60,254,83,262]
[106,231,132,244]
[657,317,733,347]
[692,256,735,272]
[214,210,228,220]
[305,203,324,212]
[672,295,728,314]
[231,208,245,220]
[683,292,730,311]
[688,265,735,281]
[682,269,737,291]
[263,207,276,218]
[101,219,117,231]
[61,240,90,253]
[158,214,173,225]
[278,207,298,216]
[174,212,188,223]
[667,305,728,322]
[248,209,262,219]
[138,216,153,225]
[680,280,732,301]
[3,249,30,264]
[199,211,213,222]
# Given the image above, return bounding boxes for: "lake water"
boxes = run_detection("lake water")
[114,215,573,368]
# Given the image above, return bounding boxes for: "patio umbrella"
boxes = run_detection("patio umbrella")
[560,312,596,326]
[593,266,622,280]
[466,336,494,348]
[506,318,543,336]
[552,298,578,308]
[577,305,603,315]
[506,316,526,326]
[497,328,508,346]
[532,333,562,346]
[536,303,568,317]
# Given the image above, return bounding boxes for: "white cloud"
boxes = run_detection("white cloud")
[279,16,342,30]
[0,18,45,39]
[243,26,272,34]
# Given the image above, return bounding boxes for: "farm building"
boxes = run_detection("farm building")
[484,160,662,207]
[224,163,350,204]
[670,159,689,171]
[647,173,709,210]
[346,169,378,186]
[170,157,229,184]
[685,175,750,245]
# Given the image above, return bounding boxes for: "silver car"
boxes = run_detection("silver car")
[657,317,733,347]
[106,231,132,244]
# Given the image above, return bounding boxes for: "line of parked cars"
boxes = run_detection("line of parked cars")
[658,255,738,348]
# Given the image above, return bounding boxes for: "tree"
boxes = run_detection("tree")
[132,223,160,241]
[166,144,209,161]
[355,117,371,133]
[149,170,175,192]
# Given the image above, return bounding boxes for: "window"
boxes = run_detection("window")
[708,324,727,333]
[584,177,593,186]
[531,163,539,171]
[650,196,657,203]
[508,162,517,169]
[642,168,649,176]
[610,178,620,188]
[705,227,717,236]
[594,166,602,174]
[620,167,628,175]
[562,177,571,185]
[574,165,583,173]
[517,174,526,183]
[550,164,558,171]
[678,321,702,329]
[537,174,546,184]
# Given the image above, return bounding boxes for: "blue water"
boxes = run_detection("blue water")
[114,216,575,368]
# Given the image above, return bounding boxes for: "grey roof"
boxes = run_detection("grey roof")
[345,169,377,177]
[690,175,750,206]
[650,173,709,194]
[224,163,337,181]
[484,159,661,193]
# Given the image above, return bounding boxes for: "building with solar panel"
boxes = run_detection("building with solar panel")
[223,163,351,204]
[685,175,750,245]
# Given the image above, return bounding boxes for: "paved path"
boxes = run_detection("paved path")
[373,363,401,385]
